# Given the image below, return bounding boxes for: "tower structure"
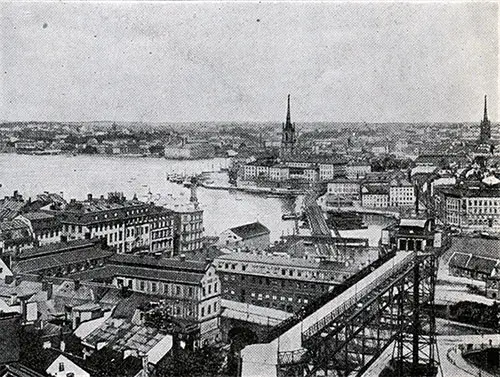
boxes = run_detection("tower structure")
[281,94,296,158]
[479,95,491,144]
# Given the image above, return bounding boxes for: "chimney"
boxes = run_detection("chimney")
[87,193,93,201]
[60,340,66,352]
[15,275,22,286]
[179,254,186,262]
[5,275,14,284]
[42,280,53,300]
[74,279,81,291]
[141,353,149,377]
[10,293,18,306]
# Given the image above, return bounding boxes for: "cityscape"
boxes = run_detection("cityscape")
[0,2,499,377]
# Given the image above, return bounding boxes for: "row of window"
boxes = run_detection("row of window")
[222,274,330,289]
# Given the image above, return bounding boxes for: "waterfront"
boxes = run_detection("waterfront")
[0,154,392,244]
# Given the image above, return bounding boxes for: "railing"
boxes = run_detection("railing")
[278,348,308,365]
[264,251,396,342]
[302,252,415,341]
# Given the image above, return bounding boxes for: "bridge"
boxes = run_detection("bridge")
[240,250,437,377]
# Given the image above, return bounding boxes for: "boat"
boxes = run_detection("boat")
[326,211,367,230]
[282,213,300,220]
[183,180,192,188]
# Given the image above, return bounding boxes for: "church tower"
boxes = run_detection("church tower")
[479,95,491,144]
[281,94,296,158]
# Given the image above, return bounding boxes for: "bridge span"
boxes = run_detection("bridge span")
[240,250,437,377]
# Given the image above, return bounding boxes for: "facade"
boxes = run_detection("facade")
[389,178,415,207]
[361,185,389,208]
[75,254,221,345]
[17,212,62,246]
[214,252,357,313]
[345,163,371,179]
[217,222,270,250]
[49,193,174,254]
[171,204,204,254]
[46,354,90,377]
[327,179,360,199]
[381,218,444,252]
[438,177,500,232]
[0,219,34,256]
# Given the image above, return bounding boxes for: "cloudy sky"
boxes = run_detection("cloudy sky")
[0,2,497,123]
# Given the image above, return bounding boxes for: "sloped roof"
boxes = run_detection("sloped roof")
[229,222,270,239]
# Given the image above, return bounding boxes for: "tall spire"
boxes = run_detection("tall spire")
[483,95,488,122]
[285,94,291,129]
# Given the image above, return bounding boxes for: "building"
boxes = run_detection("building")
[17,212,62,246]
[46,354,91,377]
[171,204,204,254]
[447,238,500,282]
[11,239,113,278]
[345,162,371,179]
[49,193,174,255]
[381,218,445,252]
[326,179,360,199]
[217,222,270,250]
[69,253,221,345]
[214,252,359,313]
[389,178,415,207]
[0,219,34,256]
[361,185,389,208]
[0,312,21,364]
[280,94,296,158]
[437,176,500,232]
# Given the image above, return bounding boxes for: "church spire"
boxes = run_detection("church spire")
[285,94,292,129]
[484,95,488,122]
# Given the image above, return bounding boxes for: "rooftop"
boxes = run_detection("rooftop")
[228,222,270,239]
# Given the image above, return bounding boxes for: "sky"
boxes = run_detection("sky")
[0,1,498,123]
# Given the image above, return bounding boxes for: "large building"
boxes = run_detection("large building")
[49,193,174,255]
[170,203,204,254]
[69,253,221,345]
[214,252,359,313]
[437,176,500,232]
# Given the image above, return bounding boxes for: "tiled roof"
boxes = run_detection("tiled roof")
[448,237,500,260]
[17,238,100,260]
[229,222,270,239]
[12,247,113,274]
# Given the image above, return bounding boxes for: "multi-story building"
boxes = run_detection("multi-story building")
[437,176,500,232]
[0,219,34,256]
[361,185,389,208]
[389,178,415,207]
[326,179,360,199]
[17,212,62,246]
[49,193,174,255]
[214,252,358,313]
[345,163,371,179]
[71,253,221,345]
[381,218,446,252]
[171,204,204,254]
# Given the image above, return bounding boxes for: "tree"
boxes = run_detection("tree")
[155,345,226,377]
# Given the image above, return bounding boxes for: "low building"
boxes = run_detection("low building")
[46,353,91,377]
[381,218,445,252]
[0,219,34,256]
[217,222,270,250]
[214,252,359,313]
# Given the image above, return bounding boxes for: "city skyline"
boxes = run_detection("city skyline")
[1,2,498,123]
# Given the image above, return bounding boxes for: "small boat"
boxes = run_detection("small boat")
[183,180,192,188]
[282,213,300,220]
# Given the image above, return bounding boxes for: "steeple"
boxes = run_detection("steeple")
[479,94,491,144]
[280,94,296,158]
[483,95,489,122]
[285,94,292,129]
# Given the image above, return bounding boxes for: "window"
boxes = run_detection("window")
[201,307,205,317]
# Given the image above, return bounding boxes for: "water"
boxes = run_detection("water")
[0,154,391,244]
